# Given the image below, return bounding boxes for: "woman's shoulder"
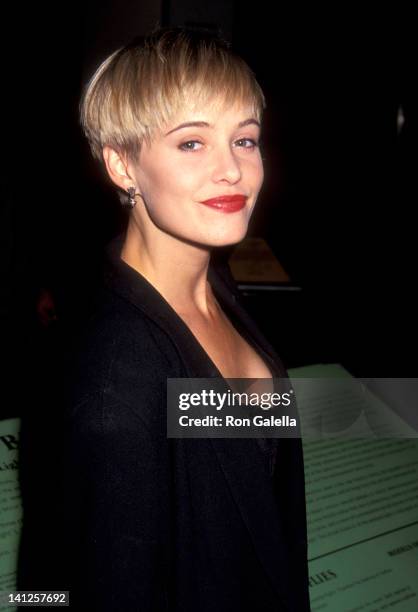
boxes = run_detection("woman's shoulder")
[64,286,183,423]
[75,286,181,364]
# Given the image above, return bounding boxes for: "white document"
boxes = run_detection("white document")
[289,364,418,611]
[0,418,21,611]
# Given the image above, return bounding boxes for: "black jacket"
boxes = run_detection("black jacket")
[30,236,310,611]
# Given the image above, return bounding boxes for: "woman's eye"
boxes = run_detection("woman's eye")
[178,140,203,152]
[178,138,259,152]
[235,138,258,149]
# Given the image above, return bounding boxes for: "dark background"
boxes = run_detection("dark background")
[1,1,416,423]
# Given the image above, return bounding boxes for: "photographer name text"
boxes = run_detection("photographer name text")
[178,415,296,427]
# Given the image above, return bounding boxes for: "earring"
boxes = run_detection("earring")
[126,186,137,208]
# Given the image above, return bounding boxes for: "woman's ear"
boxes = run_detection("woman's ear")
[102,146,134,191]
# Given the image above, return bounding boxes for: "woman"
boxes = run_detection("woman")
[55,26,310,611]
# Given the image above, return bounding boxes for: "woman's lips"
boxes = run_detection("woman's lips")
[199,194,247,212]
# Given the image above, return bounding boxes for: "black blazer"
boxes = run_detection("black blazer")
[31,236,310,611]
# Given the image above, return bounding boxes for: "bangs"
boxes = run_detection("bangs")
[80,27,265,163]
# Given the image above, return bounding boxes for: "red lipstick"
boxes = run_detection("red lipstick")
[199,194,247,213]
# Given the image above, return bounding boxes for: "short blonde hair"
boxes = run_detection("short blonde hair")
[80,26,266,164]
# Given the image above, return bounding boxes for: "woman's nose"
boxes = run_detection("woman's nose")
[211,147,242,183]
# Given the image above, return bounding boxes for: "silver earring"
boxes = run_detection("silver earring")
[126,186,137,208]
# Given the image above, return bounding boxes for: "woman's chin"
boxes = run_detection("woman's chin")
[160,219,250,249]
[200,223,249,248]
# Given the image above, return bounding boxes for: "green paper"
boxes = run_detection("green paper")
[0,418,21,611]
[289,364,418,611]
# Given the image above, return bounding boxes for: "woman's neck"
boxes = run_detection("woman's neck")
[120,219,216,318]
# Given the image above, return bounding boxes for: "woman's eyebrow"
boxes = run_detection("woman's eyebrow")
[164,118,260,136]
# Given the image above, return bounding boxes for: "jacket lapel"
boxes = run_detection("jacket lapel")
[104,238,293,608]
[209,437,291,608]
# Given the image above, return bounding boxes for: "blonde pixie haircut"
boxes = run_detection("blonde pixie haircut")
[80,26,266,169]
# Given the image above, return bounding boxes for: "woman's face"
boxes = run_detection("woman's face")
[130,100,264,247]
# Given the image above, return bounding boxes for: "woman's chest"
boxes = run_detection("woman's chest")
[185,314,273,382]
